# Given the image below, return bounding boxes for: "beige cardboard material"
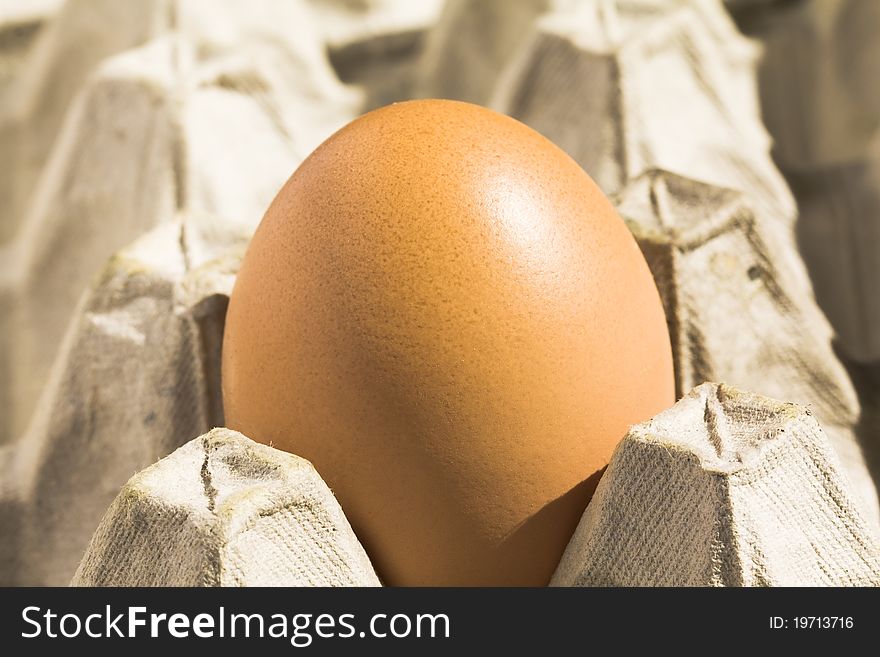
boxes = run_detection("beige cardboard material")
[0,1,359,445]
[788,145,880,362]
[0,221,241,585]
[71,386,880,587]
[616,170,879,524]
[0,0,877,586]
[314,0,442,110]
[0,0,60,101]
[72,428,382,586]
[732,0,879,169]
[732,0,880,362]
[0,0,169,246]
[5,38,180,445]
[0,0,357,586]
[419,0,795,240]
[552,383,880,586]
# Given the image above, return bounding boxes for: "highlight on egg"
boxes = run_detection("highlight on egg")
[221,99,675,586]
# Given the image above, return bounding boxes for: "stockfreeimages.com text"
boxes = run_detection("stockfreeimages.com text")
[21,605,451,646]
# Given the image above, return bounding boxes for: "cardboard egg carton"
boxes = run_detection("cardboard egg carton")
[72,428,381,586]
[1,0,878,587]
[3,38,181,446]
[615,169,879,522]
[3,171,878,586]
[729,0,879,170]
[730,0,880,362]
[0,0,61,101]
[0,0,351,244]
[0,0,169,247]
[314,0,443,111]
[0,220,240,586]
[787,142,880,363]
[70,384,880,587]
[0,0,360,444]
[417,0,828,367]
[553,383,880,586]
[418,0,796,238]
[619,169,833,410]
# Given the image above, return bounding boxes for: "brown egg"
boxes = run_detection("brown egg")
[221,99,674,586]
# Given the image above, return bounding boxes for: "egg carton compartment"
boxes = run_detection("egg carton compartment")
[553,382,879,586]
[728,0,880,363]
[0,0,363,447]
[2,166,876,585]
[419,0,797,247]
[70,384,880,586]
[71,427,382,586]
[617,170,877,517]
[0,0,61,102]
[1,0,879,585]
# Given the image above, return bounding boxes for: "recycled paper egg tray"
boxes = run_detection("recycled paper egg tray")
[1,0,879,586]
[68,384,880,586]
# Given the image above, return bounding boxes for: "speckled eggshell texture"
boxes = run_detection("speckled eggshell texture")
[221,99,675,586]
